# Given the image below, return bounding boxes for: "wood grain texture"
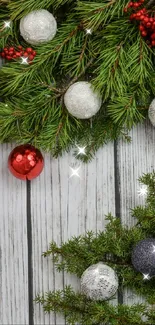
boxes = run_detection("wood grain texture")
[31,144,115,325]
[0,144,28,325]
[117,120,155,305]
[1,120,155,324]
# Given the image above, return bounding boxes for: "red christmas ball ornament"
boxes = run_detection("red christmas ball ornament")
[8,144,44,180]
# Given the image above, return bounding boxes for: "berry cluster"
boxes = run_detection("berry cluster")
[124,1,155,47]
[0,45,36,62]
[124,0,144,11]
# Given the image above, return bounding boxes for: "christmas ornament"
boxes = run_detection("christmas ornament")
[20,9,57,45]
[131,238,155,277]
[124,0,155,47]
[148,98,155,127]
[81,262,118,300]
[64,81,102,119]
[0,45,36,63]
[8,144,44,180]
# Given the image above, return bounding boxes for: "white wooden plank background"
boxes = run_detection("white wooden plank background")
[0,120,155,324]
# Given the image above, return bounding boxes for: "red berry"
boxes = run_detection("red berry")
[15,52,21,57]
[1,52,5,57]
[141,30,147,36]
[136,12,141,17]
[9,47,14,51]
[124,8,128,12]
[140,15,144,20]
[144,17,149,23]
[150,18,154,23]
[152,40,155,46]
[146,22,151,28]
[6,55,12,60]
[32,50,36,56]
[132,13,136,18]
[28,54,34,61]
[151,33,155,39]
[13,55,17,58]
[139,24,144,31]
[23,52,28,57]
[18,45,23,50]
[26,47,33,53]
[9,51,14,56]
[134,2,140,7]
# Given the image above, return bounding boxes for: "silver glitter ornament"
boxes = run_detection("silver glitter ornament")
[64,81,102,119]
[131,238,155,277]
[148,99,155,127]
[20,10,57,45]
[81,262,118,300]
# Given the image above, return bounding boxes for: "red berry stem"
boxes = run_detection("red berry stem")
[124,0,155,47]
[0,45,37,62]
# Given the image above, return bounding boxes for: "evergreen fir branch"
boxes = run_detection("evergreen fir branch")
[35,286,154,325]
[76,0,128,30]
[107,95,146,129]
[0,1,154,159]
[43,214,145,277]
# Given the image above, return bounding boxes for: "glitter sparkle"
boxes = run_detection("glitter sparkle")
[85,29,92,35]
[76,146,86,156]
[138,185,148,197]
[69,166,81,178]
[143,274,150,280]
[4,21,11,29]
[21,57,29,65]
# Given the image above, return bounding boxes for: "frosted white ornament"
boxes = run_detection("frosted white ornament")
[81,262,118,301]
[149,98,155,127]
[20,9,57,45]
[64,81,102,119]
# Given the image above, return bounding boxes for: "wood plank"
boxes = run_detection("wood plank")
[31,143,115,324]
[116,120,155,305]
[0,144,28,325]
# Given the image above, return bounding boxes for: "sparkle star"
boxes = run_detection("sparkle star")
[85,28,92,35]
[76,146,86,156]
[69,166,81,178]
[21,57,29,65]
[4,21,11,29]
[138,185,148,197]
[143,274,150,280]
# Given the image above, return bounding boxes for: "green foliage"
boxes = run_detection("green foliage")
[0,0,154,160]
[36,172,155,324]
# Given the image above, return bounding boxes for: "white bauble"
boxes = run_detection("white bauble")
[81,262,118,301]
[64,81,102,119]
[20,9,57,45]
[149,99,155,127]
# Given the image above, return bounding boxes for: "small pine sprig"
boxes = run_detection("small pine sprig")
[35,286,155,325]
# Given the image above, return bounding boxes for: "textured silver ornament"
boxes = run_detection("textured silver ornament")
[148,99,155,127]
[64,81,102,119]
[131,238,155,277]
[81,262,118,300]
[20,10,57,45]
